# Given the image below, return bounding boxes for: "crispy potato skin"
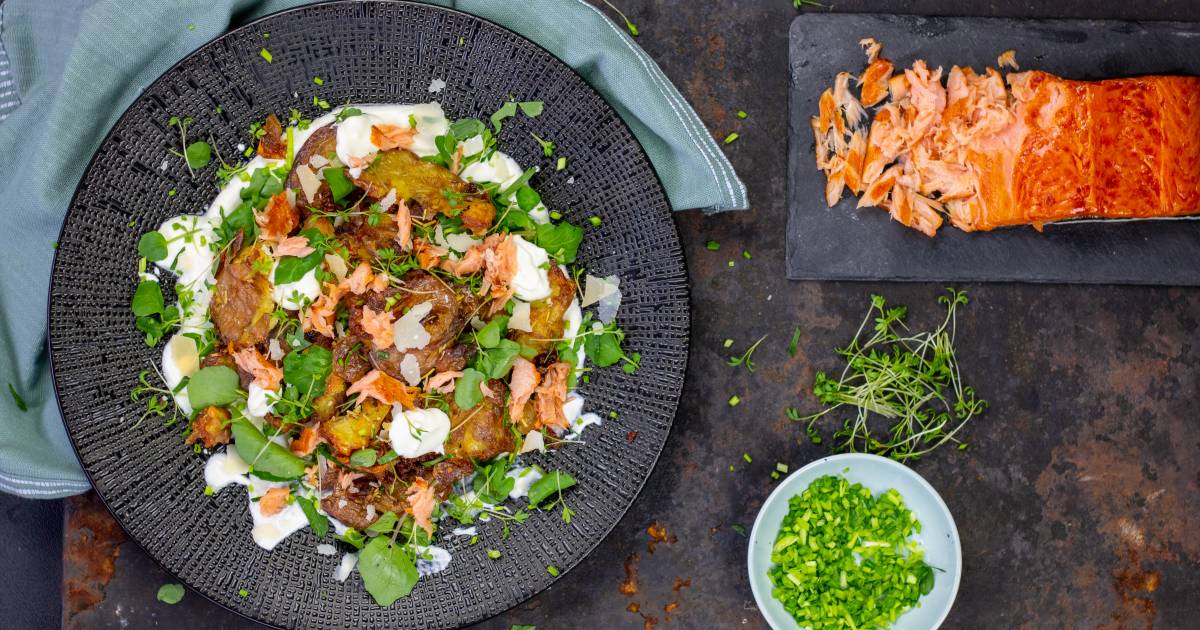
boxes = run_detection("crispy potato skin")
[320,398,390,456]
[355,149,496,234]
[351,271,479,378]
[185,406,231,448]
[211,245,274,346]
[257,114,287,159]
[510,266,575,355]
[285,125,337,189]
[445,380,515,462]
[311,372,347,424]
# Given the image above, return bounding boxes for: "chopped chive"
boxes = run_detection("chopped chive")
[487,549,501,559]
[556,156,567,171]
[788,327,802,357]
[728,261,735,268]
[742,250,752,260]
[743,453,753,463]
[723,339,733,348]
[728,395,741,407]
[776,463,789,473]
[588,216,602,227]
[238,588,249,597]
[705,240,720,251]
[187,23,196,31]
[547,565,560,577]
[313,76,324,85]
[203,485,214,496]
[771,471,780,480]
[723,132,739,144]
[259,48,273,63]
[737,110,748,119]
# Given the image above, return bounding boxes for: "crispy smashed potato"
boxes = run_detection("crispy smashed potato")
[211,245,274,346]
[355,149,496,235]
[321,398,390,455]
[510,265,575,355]
[185,406,231,449]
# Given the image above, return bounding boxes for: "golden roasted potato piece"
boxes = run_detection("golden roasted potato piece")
[510,265,575,355]
[311,372,347,424]
[320,398,389,456]
[211,244,274,346]
[354,149,495,235]
[185,406,231,449]
[445,380,514,461]
[285,125,337,189]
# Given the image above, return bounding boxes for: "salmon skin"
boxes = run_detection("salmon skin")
[812,41,1200,236]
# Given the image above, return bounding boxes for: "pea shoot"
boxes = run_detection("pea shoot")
[727,334,766,372]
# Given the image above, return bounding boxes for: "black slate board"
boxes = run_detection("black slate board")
[787,14,1200,284]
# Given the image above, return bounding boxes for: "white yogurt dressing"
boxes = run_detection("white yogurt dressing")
[153,102,607,556]
[247,478,311,550]
[506,466,544,500]
[388,406,451,458]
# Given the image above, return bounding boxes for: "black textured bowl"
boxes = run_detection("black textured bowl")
[47,2,688,628]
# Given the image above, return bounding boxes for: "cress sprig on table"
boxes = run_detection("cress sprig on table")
[791,289,986,461]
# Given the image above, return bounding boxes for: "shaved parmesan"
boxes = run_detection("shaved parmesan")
[333,552,358,582]
[444,231,481,254]
[597,279,622,324]
[399,353,421,386]
[428,78,446,93]
[519,430,546,454]
[317,543,337,556]
[324,253,348,282]
[581,274,619,308]
[267,338,285,361]
[308,154,329,169]
[296,164,321,202]
[379,188,397,212]
[509,301,533,332]
[393,301,433,351]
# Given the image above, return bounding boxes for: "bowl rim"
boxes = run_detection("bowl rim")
[747,452,962,630]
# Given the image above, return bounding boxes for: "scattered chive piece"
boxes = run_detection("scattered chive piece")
[776,463,789,473]
[743,453,753,464]
[609,410,619,419]
[723,339,733,348]
[731,524,747,537]
[958,442,969,450]
[470,535,478,545]
[238,588,249,597]
[705,240,720,251]
[259,48,273,63]
[787,326,802,357]
[487,549,502,559]
[737,110,748,119]
[549,211,563,220]
[728,465,735,472]
[723,132,739,144]
[742,250,752,260]
[728,395,741,407]
[556,156,567,171]
[313,76,325,85]
[156,583,185,604]
[728,261,735,268]
[168,189,177,197]
[771,471,780,480]
[588,216,602,227]
[8,383,27,412]
[261,32,270,39]
[203,485,214,496]
[547,565,560,577]
[187,23,196,31]
[126,219,137,228]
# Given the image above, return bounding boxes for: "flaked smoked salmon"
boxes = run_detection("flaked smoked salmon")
[814,42,1200,236]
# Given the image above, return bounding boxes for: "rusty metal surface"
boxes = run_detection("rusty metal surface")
[29,1,1200,628]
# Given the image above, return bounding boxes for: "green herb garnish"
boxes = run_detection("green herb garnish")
[601,0,639,36]
[727,334,766,372]
[793,289,985,460]
[768,475,935,629]
[156,583,185,605]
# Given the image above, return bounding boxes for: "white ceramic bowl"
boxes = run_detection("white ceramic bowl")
[747,453,961,630]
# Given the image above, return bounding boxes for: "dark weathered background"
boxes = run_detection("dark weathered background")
[3,1,1198,628]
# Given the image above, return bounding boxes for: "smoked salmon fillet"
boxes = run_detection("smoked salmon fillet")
[813,39,1200,236]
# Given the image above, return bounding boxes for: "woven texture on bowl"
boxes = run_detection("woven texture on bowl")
[48,2,688,628]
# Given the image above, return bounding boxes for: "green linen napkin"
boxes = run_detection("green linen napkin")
[0,0,746,498]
